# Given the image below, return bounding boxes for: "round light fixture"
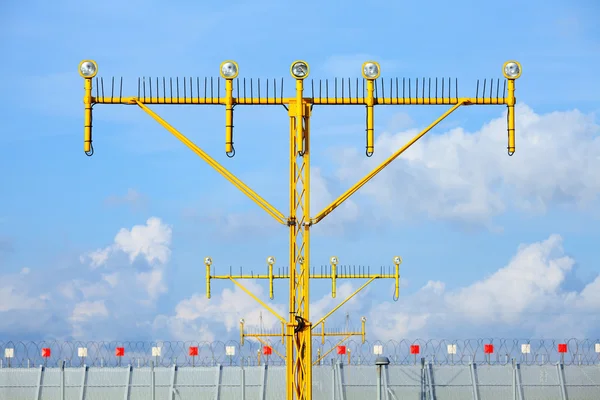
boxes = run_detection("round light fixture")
[220,60,239,79]
[79,60,98,78]
[503,61,522,79]
[290,60,309,79]
[204,256,212,266]
[362,61,380,79]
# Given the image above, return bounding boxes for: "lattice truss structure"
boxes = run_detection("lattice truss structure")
[78,58,521,400]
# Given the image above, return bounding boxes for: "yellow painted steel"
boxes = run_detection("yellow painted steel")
[313,333,353,366]
[365,79,375,156]
[312,277,377,329]
[507,79,516,156]
[312,102,465,225]
[83,78,93,154]
[228,277,286,324]
[92,95,512,106]
[134,100,286,225]
[225,78,234,156]
[80,59,519,400]
[255,336,286,362]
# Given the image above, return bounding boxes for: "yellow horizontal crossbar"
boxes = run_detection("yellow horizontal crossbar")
[243,331,362,338]
[93,96,507,106]
[211,274,394,280]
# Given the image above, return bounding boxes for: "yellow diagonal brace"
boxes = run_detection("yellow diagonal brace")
[312,277,377,329]
[228,277,286,324]
[313,333,353,366]
[312,102,465,224]
[135,100,286,225]
[255,337,286,362]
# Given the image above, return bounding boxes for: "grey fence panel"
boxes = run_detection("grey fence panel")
[386,365,422,399]
[562,365,600,400]
[312,366,333,400]
[475,364,513,400]
[264,366,285,400]
[519,365,562,400]
[2,364,600,400]
[426,365,475,400]
[0,368,39,400]
[128,367,151,400]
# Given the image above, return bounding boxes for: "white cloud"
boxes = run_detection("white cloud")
[136,269,167,300]
[331,105,600,227]
[81,217,172,268]
[71,300,109,322]
[369,234,600,340]
[0,286,46,312]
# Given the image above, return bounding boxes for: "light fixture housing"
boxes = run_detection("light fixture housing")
[362,61,380,79]
[220,60,239,79]
[290,60,310,79]
[78,60,98,78]
[393,256,402,265]
[330,256,339,265]
[502,61,522,79]
[204,256,212,266]
[267,256,276,265]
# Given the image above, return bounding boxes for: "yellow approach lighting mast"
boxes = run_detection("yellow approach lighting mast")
[79,58,522,400]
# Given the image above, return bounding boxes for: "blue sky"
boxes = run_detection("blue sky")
[0,0,599,344]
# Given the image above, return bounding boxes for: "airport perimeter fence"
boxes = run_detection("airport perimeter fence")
[2,338,600,369]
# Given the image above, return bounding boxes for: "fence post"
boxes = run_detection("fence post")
[240,361,245,400]
[336,361,345,400]
[169,364,177,400]
[60,360,65,400]
[332,362,336,400]
[469,362,479,400]
[123,364,132,400]
[426,362,435,400]
[260,363,267,400]
[150,361,155,400]
[511,359,516,400]
[35,365,44,400]
[556,363,568,400]
[515,363,524,400]
[79,365,87,400]
[214,364,222,400]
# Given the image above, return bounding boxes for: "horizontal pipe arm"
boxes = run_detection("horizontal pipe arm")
[93,96,507,106]
[210,273,393,280]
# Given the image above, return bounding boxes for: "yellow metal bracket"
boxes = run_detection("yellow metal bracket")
[312,102,463,225]
[227,277,286,325]
[135,100,286,225]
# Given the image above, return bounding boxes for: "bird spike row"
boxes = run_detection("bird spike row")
[91,76,508,105]
[206,258,401,303]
